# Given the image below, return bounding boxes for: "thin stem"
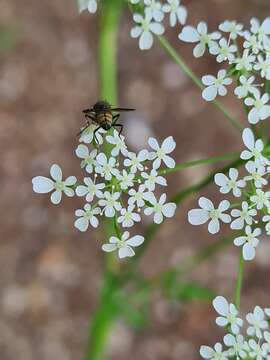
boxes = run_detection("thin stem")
[86,1,123,359]
[157,35,243,131]
[153,235,234,284]
[159,151,239,175]
[131,156,244,265]
[235,253,244,309]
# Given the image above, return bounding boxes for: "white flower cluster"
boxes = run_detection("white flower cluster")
[179,17,270,124]
[77,0,187,50]
[131,0,187,50]
[32,126,177,259]
[188,127,270,261]
[200,296,270,360]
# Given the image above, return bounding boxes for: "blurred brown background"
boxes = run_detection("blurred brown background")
[1,0,270,359]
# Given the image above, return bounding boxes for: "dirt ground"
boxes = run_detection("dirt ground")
[1,0,270,359]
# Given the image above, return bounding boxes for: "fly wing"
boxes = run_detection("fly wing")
[111,107,135,112]
[82,108,94,114]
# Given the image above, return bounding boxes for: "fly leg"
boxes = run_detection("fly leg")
[93,126,102,145]
[77,114,95,136]
[112,114,123,136]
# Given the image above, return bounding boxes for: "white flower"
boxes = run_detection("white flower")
[74,204,101,231]
[32,164,77,205]
[244,161,267,188]
[234,76,257,99]
[179,22,221,58]
[106,130,128,157]
[214,168,245,197]
[200,343,228,360]
[250,189,270,210]
[95,153,119,180]
[248,339,267,360]
[131,13,164,50]
[98,191,122,217]
[144,0,164,22]
[223,334,249,359]
[79,123,105,144]
[148,136,176,169]
[102,231,144,259]
[219,20,243,40]
[75,144,97,174]
[141,168,167,191]
[213,296,243,335]
[75,177,105,202]
[162,0,187,27]
[77,0,98,13]
[246,306,268,338]
[234,49,255,71]
[230,201,257,230]
[254,54,270,80]
[188,197,231,234]
[263,215,270,235]
[130,0,140,3]
[202,70,232,102]
[128,185,146,208]
[234,226,261,261]
[243,33,262,54]
[250,17,270,45]
[116,170,135,190]
[144,192,176,224]
[244,89,270,124]
[117,205,141,227]
[209,38,237,63]
[241,127,269,166]
[124,150,149,173]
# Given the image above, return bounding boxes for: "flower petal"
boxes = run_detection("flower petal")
[32,176,54,193]
[50,164,62,181]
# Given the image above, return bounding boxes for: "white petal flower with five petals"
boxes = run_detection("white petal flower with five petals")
[131,13,164,50]
[75,177,105,202]
[214,168,245,197]
[74,204,101,231]
[144,192,176,224]
[179,22,221,58]
[102,231,144,259]
[75,144,97,174]
[202,70,232,102]
[188,197,231,234]
[32,164,77,205]
[98,191,122,217]
[148,136,176,169]
[234,226,261,261]
[213,296,243,335]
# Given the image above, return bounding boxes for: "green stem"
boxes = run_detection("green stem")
[235,253,244,309]
[159,151,239,175]
[131,156,244,265]
[86,2,123,359]
[153,235,234,284]
[157,35,243,131]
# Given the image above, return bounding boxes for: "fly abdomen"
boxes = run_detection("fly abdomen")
[97,112,113,130]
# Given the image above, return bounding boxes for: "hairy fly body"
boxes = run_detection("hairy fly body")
[79,100,135,143]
